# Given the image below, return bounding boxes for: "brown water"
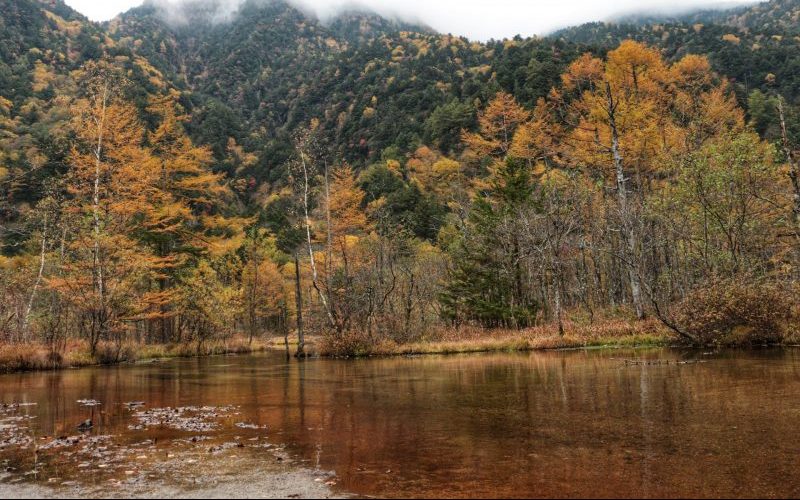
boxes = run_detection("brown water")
[1,348,800,498]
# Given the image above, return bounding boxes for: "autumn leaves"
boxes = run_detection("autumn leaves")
[2,39,797,357]
[44,65,246,354]
[442,41,793,339]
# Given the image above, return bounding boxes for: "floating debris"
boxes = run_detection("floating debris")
[77,399,102,407]
[176,435,213,445]
[1,403,37,409]
[620,359,707,366]
[208,441,244,454]
[129,405,238,433]
[235,422,268,430]
[0,404,36,450]
[39,434,112,451]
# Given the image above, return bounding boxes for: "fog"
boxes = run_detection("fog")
[65,0,761,40]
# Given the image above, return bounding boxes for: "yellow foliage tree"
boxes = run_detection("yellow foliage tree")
[142,95,248,341]
[462,91,530,160]
[49,66,159,354]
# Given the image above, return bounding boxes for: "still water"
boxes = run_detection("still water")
[1,348,799,498]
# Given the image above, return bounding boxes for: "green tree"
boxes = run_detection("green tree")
[440,158,538,328]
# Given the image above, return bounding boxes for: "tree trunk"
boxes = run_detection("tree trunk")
[607,82,645,320]
[293,252,305,358]
[778,98,800,229]
[248,245,259,347]
[22,215,47,339]
[281,306,290,361]
[553,269,564,337]
[92,83,110,348]
[299,151,337,332]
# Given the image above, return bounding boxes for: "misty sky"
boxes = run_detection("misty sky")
[64,0,759,40]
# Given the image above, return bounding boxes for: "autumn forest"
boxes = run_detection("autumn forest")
[2,0,800,370]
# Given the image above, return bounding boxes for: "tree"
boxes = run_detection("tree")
[141,95,247,343]
[424,99,476,153]
[49,64,157,355]
[521,170,585,336]
[510,98,561,170]
[560,42,685,319]
[241,229,286,345]
[777,97,800,230]
[291,125,335,353]
[672,132,783,276]
[462,91,530,170]
[319,164,371,335]
[263,193,307,357]
[441,159,538,328]
[180,259,238,354]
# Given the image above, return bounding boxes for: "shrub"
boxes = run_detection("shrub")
[318,330,380,357]
[674,277,791,345]
[93,341,137,365]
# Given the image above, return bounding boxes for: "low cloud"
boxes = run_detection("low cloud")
[70,0,761,40]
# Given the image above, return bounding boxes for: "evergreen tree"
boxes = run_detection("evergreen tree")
[440,158,538,328]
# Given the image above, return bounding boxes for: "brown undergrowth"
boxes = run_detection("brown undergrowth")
[317,317,676,357]
[0,337,270,373]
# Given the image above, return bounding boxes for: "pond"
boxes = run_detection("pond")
[1,348,799,498]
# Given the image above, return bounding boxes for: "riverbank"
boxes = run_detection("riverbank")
[314,318,678,357]
[1,318,675,373]
[5,315,794,373]
[0,337,271,373]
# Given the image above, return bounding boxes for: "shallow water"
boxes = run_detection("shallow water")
[1,348,799,498]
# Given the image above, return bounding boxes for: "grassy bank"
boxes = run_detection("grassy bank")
[5,315,793,373]
[0,337,271,373]
[315,318,677,357]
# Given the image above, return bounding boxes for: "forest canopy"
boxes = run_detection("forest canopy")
[1,0,800,363]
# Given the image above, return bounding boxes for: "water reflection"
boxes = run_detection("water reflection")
[1,348,799,498]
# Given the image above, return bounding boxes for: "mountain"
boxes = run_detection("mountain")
[697,0,800,33]
[102,0,577,181]
[1,0,799,204]
[107,0,800,172]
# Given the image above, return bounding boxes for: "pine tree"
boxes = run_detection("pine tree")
[441,158,538,328]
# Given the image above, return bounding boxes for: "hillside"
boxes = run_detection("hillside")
[103,0,800,173]
[1,0,799,247]
[554,13,800,110]
[2,1,798,169]
[105,0,578,176]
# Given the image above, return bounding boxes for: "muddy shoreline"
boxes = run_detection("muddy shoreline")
[0,399,344,499]
[1,462,341,499]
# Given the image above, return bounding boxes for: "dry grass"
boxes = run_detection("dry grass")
[0,336,271,373]
[784,325,800,346]
[317,318,676,357]
[0,343,62,372]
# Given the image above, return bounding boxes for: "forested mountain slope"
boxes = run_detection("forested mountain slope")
[106,0,578,175]
[3,0,798,180]
[1,0,798,252]
[2,0,800,361]
[554,9,800,110]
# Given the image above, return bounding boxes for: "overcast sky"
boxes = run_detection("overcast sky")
[64,0,759,40]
